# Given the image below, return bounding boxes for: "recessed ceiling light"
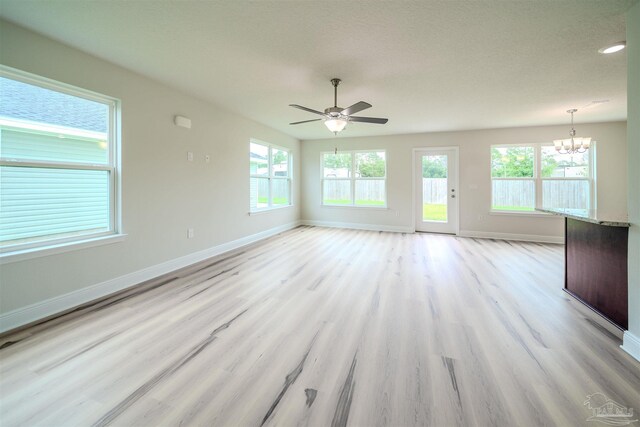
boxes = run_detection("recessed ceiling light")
[598,42,626,54]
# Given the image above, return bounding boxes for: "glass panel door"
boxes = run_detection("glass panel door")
[415,148,458,234]
[422,154,448,222]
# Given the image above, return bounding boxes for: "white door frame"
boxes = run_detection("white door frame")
[412,146,460,235]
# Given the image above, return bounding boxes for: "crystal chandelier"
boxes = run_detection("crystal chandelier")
[553,109,591,154]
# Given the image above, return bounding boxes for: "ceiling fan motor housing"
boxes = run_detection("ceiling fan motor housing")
[324,106,344,117]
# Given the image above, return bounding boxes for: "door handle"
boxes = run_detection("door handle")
[451,195,456,198]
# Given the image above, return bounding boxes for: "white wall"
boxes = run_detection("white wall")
[623,1,640,361]
[0,18,632,336]
[0,21,300,318]
[302,122,627,240]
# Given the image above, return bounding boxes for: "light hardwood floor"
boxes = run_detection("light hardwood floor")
[0,226,638,426]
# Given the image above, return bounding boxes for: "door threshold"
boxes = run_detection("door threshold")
[415,231,457,236]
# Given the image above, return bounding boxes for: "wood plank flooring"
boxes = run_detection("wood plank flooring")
[1,226,639,426]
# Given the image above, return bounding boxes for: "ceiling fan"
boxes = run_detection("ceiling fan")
[289,78,388,134]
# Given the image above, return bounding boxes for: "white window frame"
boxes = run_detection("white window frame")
[490,142,595,213]
[249,139,292,213]
[320,150,387,208]
[0,65,122,261]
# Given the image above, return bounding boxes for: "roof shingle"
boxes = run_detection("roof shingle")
[0,77,108,134]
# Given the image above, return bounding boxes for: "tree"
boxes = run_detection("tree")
[422,156,447,178]
[541,156,558,177]
[323,152,386,177]
[357,152,385,177]
[273,150,288,165]
[323,153,352,169]
[491,147,534,177]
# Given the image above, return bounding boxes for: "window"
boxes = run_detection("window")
[321,150,386,207]
[249,140,291,211]
[491,143,593,212]
[540,146,591,210]
[0,67,120,255]
[491,146,535,211]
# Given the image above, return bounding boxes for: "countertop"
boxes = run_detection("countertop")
[535,208,630,227]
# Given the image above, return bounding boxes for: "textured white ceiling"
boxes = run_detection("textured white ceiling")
[0,0,634,140]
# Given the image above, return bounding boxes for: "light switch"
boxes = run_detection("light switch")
[187,151,194,162]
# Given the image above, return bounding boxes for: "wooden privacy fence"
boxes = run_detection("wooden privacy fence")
[541,180,589,208]
[318,178,587,208]
[423,178,447,204]
[322,179,447,203]
[491,179,589,208]
[491,180,534,207]
[250,178,289,206]
[323,179,385,201]
[425,179,588,208]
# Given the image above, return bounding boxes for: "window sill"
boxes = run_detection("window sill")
[489,210,556,218]
[321,204,389,210]
[249,204,294,215]
[0,233,128,265]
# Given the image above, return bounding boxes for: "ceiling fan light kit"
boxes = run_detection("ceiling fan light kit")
[325,118,348,133]
[289,78,388,135]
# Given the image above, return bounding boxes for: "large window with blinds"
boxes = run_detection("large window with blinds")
[0,67,120,255]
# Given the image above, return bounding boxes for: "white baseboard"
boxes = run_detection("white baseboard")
[459,230,564,244]
[0,221,301,334]
[622,331,640,363]
[301,220,413,233]
[301,221,562,242]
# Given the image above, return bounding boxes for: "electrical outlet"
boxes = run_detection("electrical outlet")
[187,228,194,239]
[187,151,194,162]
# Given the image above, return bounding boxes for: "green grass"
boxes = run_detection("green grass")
[423,203,447,221]
[492,205,535,212]
[323,199,385,206]
[257,197,289,205]
[423,204,534,221]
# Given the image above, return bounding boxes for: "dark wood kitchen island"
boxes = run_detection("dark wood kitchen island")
[538,208,630,330]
